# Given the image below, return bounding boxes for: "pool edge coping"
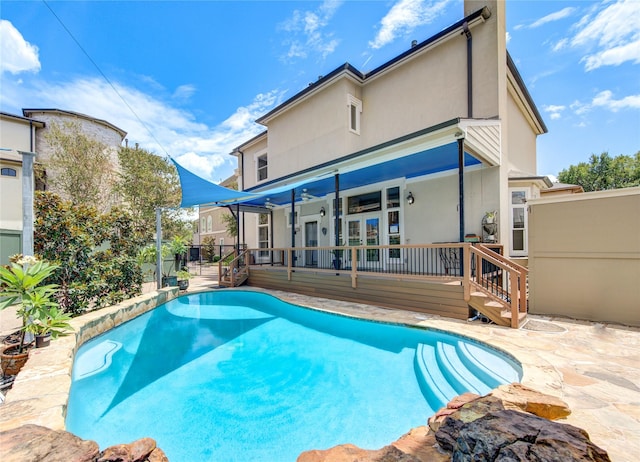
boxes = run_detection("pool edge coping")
[0,285,562,434]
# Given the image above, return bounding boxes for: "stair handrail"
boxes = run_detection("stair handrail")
[474,243,529,275]
[218,248,250,286]
[467,244,528,328]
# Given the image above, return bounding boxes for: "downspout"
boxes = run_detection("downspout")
[291,189,296,267]
[463,21,473,118]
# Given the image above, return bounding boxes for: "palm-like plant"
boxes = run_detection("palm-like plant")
[0,256,62,353]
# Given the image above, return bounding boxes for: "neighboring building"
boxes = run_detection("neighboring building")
[233,0,547,261]
[0,109,127,264]
[541,182,585,196]
[0,112,45,264]
[22,108,127,210]
[198,174,239,254]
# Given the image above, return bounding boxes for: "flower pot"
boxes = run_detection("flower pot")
[35,333,51,348]
[0,344,29,376]
[162,276,178,287]
[178,279,189,291]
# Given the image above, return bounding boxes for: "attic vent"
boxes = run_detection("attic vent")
[411,40,418,48]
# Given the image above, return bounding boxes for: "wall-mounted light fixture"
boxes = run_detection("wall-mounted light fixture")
[406,192,415,205]
[320,207,326,217]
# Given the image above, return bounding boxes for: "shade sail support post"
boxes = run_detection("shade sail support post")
[155,207,163,290]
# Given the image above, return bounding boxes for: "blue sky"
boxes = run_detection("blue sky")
[1,0,639,183]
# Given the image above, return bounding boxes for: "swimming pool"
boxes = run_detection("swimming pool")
[66,290,521,461]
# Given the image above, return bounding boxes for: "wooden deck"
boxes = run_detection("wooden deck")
[221,243,529,328]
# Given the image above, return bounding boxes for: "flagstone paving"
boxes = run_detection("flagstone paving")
[1,275,638,462]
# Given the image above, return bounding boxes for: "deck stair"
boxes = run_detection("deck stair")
[218,249,250,288]
[466,245,529,328]
[414,340,521,410]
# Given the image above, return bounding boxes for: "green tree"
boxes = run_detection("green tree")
[43,121,115,211]
[116,146,189,241]
[558,152,640,192]
[34,191,144,315]
[222,212,238,243]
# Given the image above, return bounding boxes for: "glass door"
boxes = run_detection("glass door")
[304,221,318,267]
[346,214,380,268]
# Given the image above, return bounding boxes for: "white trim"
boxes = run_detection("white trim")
[528,186,640,206]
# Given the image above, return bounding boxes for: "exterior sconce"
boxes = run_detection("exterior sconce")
[406,192,415,205]
[320,207,326,217]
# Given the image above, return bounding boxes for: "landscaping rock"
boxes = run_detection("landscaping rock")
[0,424,99,462]
[490,382,571,420]
[0,424,167,462]
[435,407,610,461]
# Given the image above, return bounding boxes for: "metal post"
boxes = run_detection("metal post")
[18,151,36,257]
[458,138,465,243]
[291,189,296,267]
[156,207,162,289]
[334,173,340,246]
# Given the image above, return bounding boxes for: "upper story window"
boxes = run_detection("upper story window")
[1,167,17,177]
[347,94,362,135]
[257,154,268,182]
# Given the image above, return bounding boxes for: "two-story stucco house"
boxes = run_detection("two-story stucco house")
[233,0,547,263]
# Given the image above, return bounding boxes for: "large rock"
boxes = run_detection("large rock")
[0,425,167,462]
[490,383,571,420]
[435,406,610,461]
[0,424,100,462]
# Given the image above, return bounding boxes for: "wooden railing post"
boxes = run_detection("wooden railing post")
[509,269,518,328]
[463,244,471,301]
[351,247,358,288]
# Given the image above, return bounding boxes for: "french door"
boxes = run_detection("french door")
[346,213,380,268]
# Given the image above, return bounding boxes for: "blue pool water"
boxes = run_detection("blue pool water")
[66,291,521,461]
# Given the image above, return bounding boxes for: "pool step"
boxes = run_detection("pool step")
[414,341,522,408]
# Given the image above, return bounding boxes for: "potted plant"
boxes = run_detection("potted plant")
[0,256,62,374]
[176,269,191,291]
[26,305,72,348]
[484,211,497,224]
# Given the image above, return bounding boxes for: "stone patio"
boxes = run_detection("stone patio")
[1,274,638,462]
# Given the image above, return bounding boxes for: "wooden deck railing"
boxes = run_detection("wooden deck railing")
[244,243,528,328]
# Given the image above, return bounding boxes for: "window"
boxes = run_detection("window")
[1,168,17,177]
[387,187,401,259]
[257,154,268,181]
[347,191,381,214]
[200,217,206,233]
[258,213,270,257]
[207,216,213,233]
[347,94,362,134]
[509,189,528,256]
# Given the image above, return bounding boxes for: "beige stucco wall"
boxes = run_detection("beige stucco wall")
[0,116,35,152]
[528,188,640,326]
[506,91,537,175]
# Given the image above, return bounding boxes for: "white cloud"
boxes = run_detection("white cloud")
[279,0,343,61]
[0,20,41,75]
[552,38,568,52]
[543,104,566,120]
[571,0,640,71]
[1,76,283,181]
[529,7,575,29]
[172,84,196,101]
[570,90,640,116]
[591,90,640,111]
[369,0,452,50]
[506,31,511,45]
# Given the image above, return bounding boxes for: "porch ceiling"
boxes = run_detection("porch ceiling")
[242,141,481,207]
